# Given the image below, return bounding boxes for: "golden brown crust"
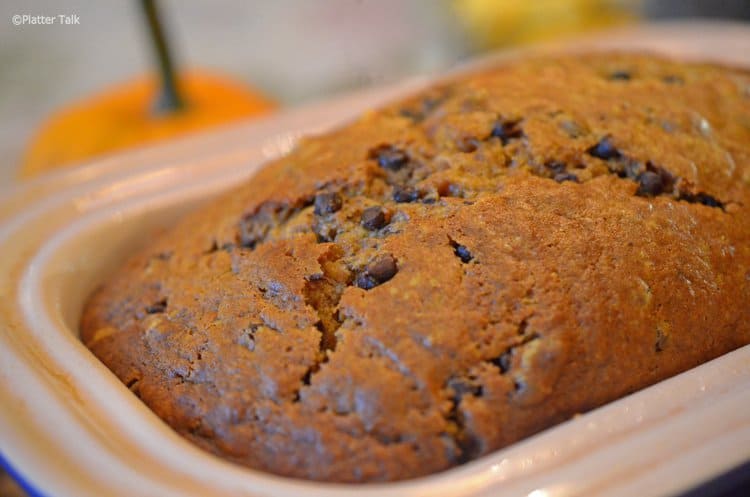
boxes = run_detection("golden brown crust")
[81,52,750,482]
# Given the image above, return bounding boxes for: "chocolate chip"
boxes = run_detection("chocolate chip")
[392,186,420,203]
[361,206,388,230]
[145,299,167,314]
[546,161,567,174]
[354,274,378,290]
[369,145,409,171]
[680,192,724,209]
[491,351,512,373]
[238,219,266,249]
[368,254,398,282]
[240,238,259,250]
[663,75,684,85]
[448,377,482,402]
[438,181,463,198]
[694,193,723,208]
[587,137,621,160]
[312,220,337,242]
[399,95,444,122]
[609,70,631,81]
[636,171,665,196]
[204,240,219,254]
[619,158,644,179]
[554,172,579,183]
[456,136,479,153]
[313,192,342,216]
[490,119,523,144]
[399,108,422,121]
[356,254,398,289]
[453,244,473,263]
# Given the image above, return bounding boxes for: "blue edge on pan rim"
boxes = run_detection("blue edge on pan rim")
[1,447,748,496]
[0,451,46,497]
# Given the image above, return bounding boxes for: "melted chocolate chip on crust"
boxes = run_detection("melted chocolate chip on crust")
[587,137,621,160]
[636,171,665,196]
[451,242,473,263]
[369,144,409,171]
[145,299,167,314]
[361,206,388,231]
[554,172,579,183]
[609,70,632,81]
[489,119,524,144]
[314,192,343,216]
[392,186,420,203]
[356,254,398,289]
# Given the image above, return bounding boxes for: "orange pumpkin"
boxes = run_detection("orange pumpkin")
[20,70,276,177]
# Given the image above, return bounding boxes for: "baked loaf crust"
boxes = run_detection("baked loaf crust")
[81,53,750,482]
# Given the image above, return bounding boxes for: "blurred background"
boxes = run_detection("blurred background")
[2,0,750,185]
[2,1,750,496]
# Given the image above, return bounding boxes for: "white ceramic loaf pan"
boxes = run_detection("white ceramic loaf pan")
[1,21,750,497]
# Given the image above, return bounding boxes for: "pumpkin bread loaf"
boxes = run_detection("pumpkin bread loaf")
[81,53,750,482]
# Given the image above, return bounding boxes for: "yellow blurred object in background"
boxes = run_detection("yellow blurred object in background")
[454,0,639,49]
[20,70,276,178]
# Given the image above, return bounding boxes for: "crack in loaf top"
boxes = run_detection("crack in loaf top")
[81,52,750,482]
